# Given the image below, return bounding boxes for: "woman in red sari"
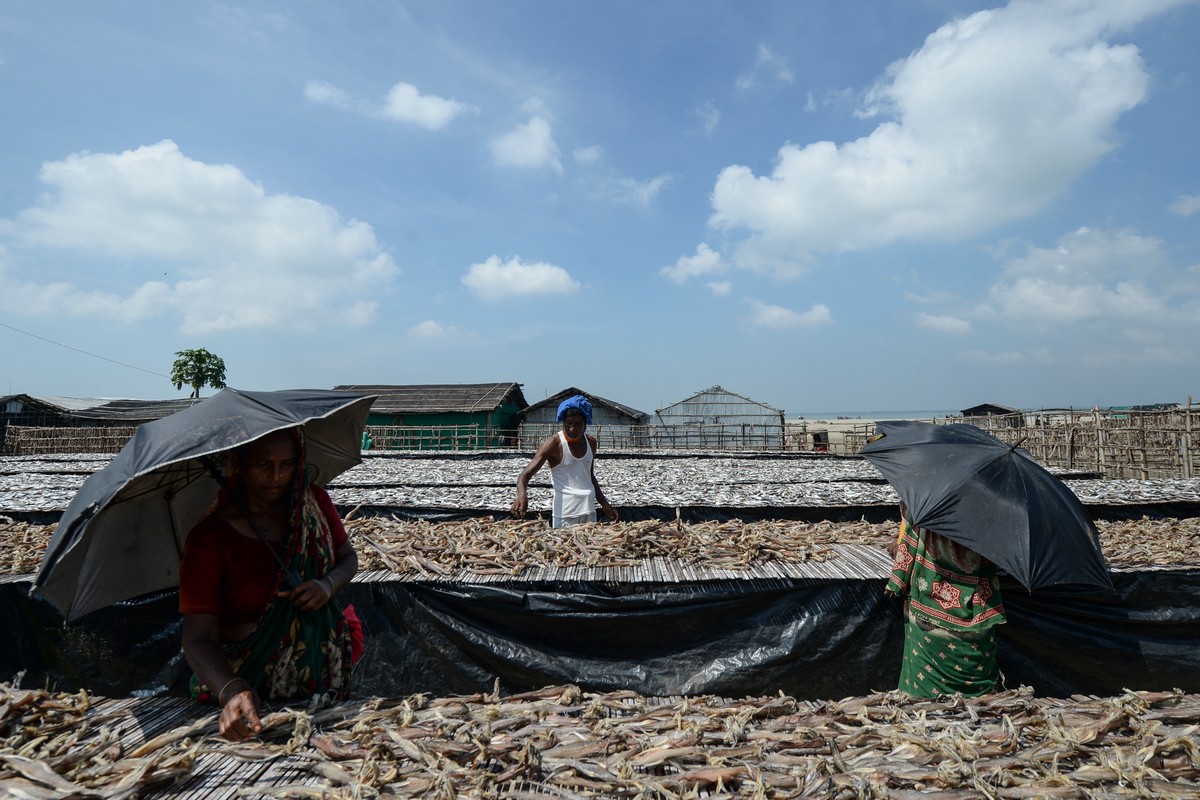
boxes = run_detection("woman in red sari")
[179,429,362,741]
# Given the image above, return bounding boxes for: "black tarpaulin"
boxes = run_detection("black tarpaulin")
[5,569,1200,700]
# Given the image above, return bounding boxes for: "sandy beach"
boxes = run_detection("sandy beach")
[790,413,949,452]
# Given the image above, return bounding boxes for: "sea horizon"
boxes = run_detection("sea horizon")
[790,409,959,421]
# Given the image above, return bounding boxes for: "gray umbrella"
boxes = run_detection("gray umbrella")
[861,420,1111,592]
[33,388,376,621]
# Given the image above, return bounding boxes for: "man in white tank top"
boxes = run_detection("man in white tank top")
[510,395,619,527]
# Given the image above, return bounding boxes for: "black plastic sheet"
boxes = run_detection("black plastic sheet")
[5,569,1200,700]
[997,571,1200,694]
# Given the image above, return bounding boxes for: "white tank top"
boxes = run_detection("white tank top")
[550,431,594,524]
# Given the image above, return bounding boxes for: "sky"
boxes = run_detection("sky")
[2,0,1198,417]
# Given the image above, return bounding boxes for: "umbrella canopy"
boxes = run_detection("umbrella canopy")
[860,420,1111,592]
[34,388,377,621]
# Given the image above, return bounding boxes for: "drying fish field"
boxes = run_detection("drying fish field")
[2,450,1200,798]
[3,680,1200,799]
[4,451,1200,520]
[3,515,1200,580]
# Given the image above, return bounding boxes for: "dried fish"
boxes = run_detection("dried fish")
[4,681,1200,798]
[3,512,1200,581]
[6,450,1200,513]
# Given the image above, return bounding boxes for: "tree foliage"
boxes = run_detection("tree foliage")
[170,348,228,398]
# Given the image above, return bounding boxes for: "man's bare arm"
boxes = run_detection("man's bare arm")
[510,435,562,517]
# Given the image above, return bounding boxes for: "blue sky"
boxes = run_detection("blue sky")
[2,0,1198,417]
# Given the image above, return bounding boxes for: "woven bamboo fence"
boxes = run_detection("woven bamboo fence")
[7,402,1198,478]
[840,403,1199,479]
[2,425,138,456]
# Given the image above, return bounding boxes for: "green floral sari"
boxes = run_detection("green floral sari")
[887,518,1006,698]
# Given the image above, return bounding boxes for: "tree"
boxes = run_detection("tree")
[170,348,228,398]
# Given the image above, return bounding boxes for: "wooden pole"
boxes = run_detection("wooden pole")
[1138,412,1148,480]
[1185,395,1194,480]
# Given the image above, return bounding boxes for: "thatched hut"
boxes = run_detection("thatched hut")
[0,394,198,454]
[334,383,527,450]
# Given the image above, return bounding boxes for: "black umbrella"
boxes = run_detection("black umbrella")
[33,388,377,621]
[860,420,1111,592]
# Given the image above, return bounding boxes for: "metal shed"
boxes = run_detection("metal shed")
[334,383,527,450]
[961,402,1023,428]
[653,385,786,450]
[514,387,649,449]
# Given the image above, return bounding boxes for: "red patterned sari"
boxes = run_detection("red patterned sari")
[189,439,354,705]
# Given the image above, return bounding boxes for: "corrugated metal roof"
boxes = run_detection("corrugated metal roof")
[961,403,1021,416]
[515,386,648,422]
[656,385,784,416]
[333,383,527,414]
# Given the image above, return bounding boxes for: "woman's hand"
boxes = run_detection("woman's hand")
[278,576,334,612]
[219,687,262,741]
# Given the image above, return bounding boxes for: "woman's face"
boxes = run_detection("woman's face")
[238,432,299,503]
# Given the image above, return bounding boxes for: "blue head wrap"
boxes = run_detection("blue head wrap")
[556,395,592,425]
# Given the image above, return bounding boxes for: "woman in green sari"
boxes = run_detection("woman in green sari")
[179,429,361,741]
[885,507,1006,697]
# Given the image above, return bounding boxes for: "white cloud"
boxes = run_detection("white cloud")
[746,300,832,330]
[709,1,1176,277]
[953,349,1025,365]
[490,116,562,174]
[737,44,794,91]
[411,320,453,338]
[707,281,732,297]
[381,82,473,129]
[983,227,1177,324]
[1169,194,1200,216]
[987,276,1166,323]
[660,243,725,284]
[304,80,355,110]
[915,312,972,334]
[998,226,1170,283]
[0,140,398,333]
[461,255,579,300]
[695,101,720,135]
[610,174,673,206]
[305,80,472,130]
[573,145,603,164]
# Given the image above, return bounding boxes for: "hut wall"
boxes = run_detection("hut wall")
[518,404,647,449]
[366,410,518,450]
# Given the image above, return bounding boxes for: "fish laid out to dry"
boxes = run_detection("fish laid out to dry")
[3,515,1200,579]
[5,453,1200,514]
[1,680,1198,799]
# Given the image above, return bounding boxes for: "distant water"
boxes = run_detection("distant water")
[792,409,960,421]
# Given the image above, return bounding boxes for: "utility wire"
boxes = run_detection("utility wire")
[0,321,170,378]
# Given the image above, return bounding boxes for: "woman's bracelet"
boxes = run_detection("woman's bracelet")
[324,575,336,595]
[218,677,247,706]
